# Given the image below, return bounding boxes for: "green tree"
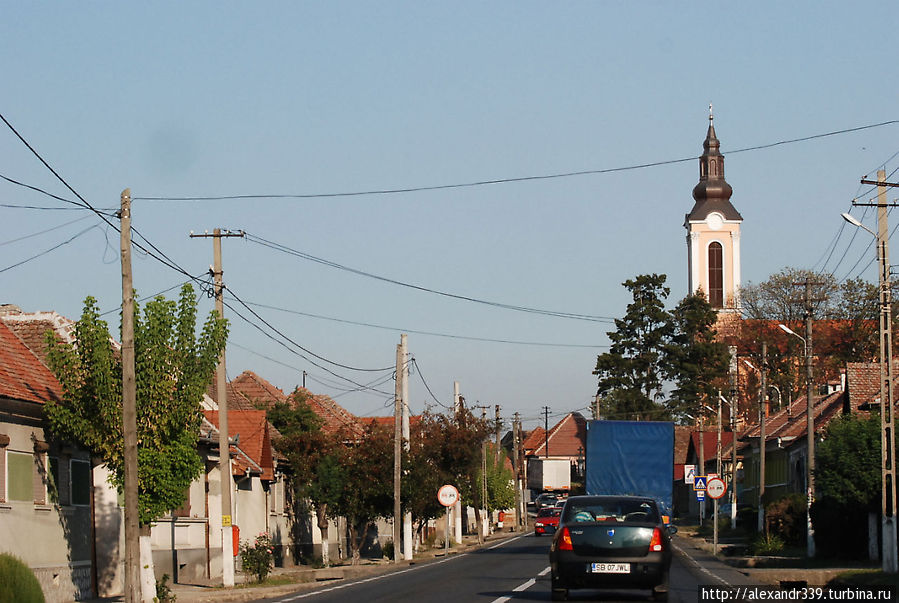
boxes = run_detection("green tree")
[482,450,516,513]
[44,286,227,593]
[665,292,730,422]
[739,267,836,322]
[594,274,672,420]
[814,413,880,508]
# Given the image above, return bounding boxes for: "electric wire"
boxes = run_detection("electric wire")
[243,232,614,323]
[239,299,606,348]
[0,224,99,274]
[0,215,93,246]
[133,120,899,202]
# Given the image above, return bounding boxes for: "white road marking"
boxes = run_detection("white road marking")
[487,533,529,550]
[490,566,550,603]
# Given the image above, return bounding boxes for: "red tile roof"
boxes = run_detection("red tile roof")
[739,390,846,450]
[521,427,546,455]
[526,413,587,458]
[204,410,274,481]
[0,321,61,404]
[1,311,77,366]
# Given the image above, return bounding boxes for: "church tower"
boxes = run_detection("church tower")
[685,107,743,312]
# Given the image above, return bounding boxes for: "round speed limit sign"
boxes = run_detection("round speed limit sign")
[706,477,727,499]
[437,484,460,507]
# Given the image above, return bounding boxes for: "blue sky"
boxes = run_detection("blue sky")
[3,2,898,430]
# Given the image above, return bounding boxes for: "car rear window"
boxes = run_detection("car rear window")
[564,500,658,523]
[537,507,561,518]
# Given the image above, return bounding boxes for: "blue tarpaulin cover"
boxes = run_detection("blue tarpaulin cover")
[586,420,675,510]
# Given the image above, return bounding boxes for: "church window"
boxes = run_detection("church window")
[708,242,723,307]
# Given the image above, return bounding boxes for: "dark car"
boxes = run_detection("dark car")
[534,506,562,536]
[534,492,561,510]
[548,495,677,601]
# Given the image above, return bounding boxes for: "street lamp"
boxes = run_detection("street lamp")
[841,208,898,573]
[778,322,815,558]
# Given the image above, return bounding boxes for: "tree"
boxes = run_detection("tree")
[44,286,227,597]
[665,292,730,422]
[594,274,672,420]
[266,390,338,567]
[739,267,836,322]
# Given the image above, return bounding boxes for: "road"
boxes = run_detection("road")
[253,533,761,603]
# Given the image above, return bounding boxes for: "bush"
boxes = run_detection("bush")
[240,533,274,583]
[750,532,785,556]
[766,494,807,545]
[810,496,870,559]
[0,553,45,603]
[381,540,394,560]
[154,573,176,602]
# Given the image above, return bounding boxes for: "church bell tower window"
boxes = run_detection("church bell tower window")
[708,242,724,308]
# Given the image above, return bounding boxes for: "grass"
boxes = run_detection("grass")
[831,569,899,587]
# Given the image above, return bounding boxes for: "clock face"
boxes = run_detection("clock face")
[706,212,724,230]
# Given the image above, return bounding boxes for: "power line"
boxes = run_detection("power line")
[133,120,899,202]
[0,224,98,274]
[243,232,614,323]
[238,298,607,348]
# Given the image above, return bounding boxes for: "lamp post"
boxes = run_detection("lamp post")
[779,322,815,558]
[841,207,898,573]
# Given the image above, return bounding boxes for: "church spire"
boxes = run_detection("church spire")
[688,105,739,219]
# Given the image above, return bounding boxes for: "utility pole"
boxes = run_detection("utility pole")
[729,346,738,530]
[452,382,462,544]
[543,406,550,458]
[592,395,600,421]
[858,170,898,572]
[190,228,244,586]
[698,405,705,526]
[393,340,403,562]
[802,278,819,559]
[512,412,521,531]
[759,341,768,535]
[119,189,140,602]
[495,405,502,464]
[400,335,412,561]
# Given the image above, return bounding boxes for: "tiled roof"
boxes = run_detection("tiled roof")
[0,321,62,404]
[1,311,77,366]
[204,410,274,481]
[527,413,587,457]
[521,427,546,455]
[739,390,846,451]
[302,388,364,438]
[688,430,735,465]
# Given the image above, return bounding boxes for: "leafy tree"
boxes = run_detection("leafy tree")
[44,286,227,594]
[665,292,730,422]
[594,274,672,420]
[814,413,880,509]
[267,390,339,566]
[739,267,836,321]
[332,423,394,564]
[481,450,516,514]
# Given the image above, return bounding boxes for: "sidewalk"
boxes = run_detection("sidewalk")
[88,529,525,603]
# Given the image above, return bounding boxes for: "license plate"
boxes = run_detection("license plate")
[590,562,630,574]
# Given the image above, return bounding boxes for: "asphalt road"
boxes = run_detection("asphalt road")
[253,533,759,603]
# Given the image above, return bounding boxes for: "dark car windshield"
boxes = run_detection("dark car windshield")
[563,499,658,523]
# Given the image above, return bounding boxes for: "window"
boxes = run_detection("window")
[70,459,91,506]
[8,451,34,502]
[708,242,724,308]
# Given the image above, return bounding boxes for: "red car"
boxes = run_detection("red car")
[534,506,562,536]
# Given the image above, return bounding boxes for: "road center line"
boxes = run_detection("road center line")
[486,533,529,550]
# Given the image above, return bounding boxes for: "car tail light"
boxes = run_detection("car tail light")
[557,526,573,551]
[649,527,664,552]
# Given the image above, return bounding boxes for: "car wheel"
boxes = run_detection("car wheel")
[551,577,568,601]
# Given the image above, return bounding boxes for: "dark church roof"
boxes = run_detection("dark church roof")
[685,112,743,223]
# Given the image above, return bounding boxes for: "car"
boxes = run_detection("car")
[549,495,677,601]
[534,492,563,510]
[534,506,562,536]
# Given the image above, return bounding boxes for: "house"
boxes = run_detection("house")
[683,427,736,518]
[0,317,125,602]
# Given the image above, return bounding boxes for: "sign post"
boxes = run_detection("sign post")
[438,485,460,556]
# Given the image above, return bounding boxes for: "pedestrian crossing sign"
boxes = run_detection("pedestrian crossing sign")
[693,476,707,491]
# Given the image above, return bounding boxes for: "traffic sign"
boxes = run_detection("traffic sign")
[693,476,707,491]
[695,490,706,501]
[706,477,727,499]
[684,465,696,484]
[437,484,460,507]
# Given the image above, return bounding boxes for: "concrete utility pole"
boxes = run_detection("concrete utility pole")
[400,335,412,561]
[190,228,244,587]
[512,412,521,530]
[453,382,462,544]
[857,171,899,572]
[119,189,140,602]
[729,346,738,530]
[543,406,550,457]
[393,340,403,562]
[759,342,768,535]
[803,280,817,559]
[495,405,502,464]
[698,407,705,526]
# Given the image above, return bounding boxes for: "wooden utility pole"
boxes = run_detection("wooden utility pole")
[802,279,817,559]
[393,340,403,562]
[190,229,243,586]
[543,406,550,457]
[119,189,140,602]
[452,382,462,544]
[495,405,502,464]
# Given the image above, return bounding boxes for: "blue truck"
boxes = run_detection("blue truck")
[585,420,675,514]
